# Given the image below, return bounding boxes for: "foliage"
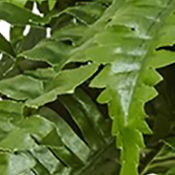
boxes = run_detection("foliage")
[0,0,175,175]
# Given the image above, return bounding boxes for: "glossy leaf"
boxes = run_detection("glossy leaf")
[0,0,175,175]
[19,39,72,68]
[0,64,98,107]
[66,1,175,174]
[0,95,118,175]
[0,2,44,26]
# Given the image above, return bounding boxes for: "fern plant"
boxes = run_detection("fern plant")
[0,0,175,175]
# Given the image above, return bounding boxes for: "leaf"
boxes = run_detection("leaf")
[46,1,106,25]
[19,115,54,141]
[0,152,35,175]
[1,0,175,174]
[64,0,175,174]
[0,100,23,140]
[61,2,106,25]
[0,89,118,175]
[0,55,14,79]
[27,63,98,107]
[0,108,71,174]
[31,146,70,175]
[52,23,88,46]
[19,39,72,69]
[0,2,44,26]
[19,1,107,67]
[48,0,56,11]
[36,0,56,11]
[0,64,98,107]
[141,138,175,175]
[5,0,28,7]
[18,26,46,52]
[38,94,119,175]
[0,74,44,100]
[39,107,91,163]
[59,89,107,150]
[0,34,15,57]
[0,129,37,151]
[25,67,57,82]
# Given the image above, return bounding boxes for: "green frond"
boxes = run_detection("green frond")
[0,0,175,175]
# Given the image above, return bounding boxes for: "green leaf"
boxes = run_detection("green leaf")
[1,0,175,174]
[0,129,37,151]
[0,91,118,175]
[18,26,46,52]
[0,64,98,107]
[0,100,23,139]
[36,0,56,11]
[0,55,14,79]
[19,115,54,141]
[19,39,72,69]
[52,23,87,46]
[65,1,175,174]
[27,63,98,107]
[141,138,175,175]
[0,152,35,175]
[0,2,44,26]
[38,99,118,175]
[46,1,106,25]
[59,89,106,150]
[0,75,44,100]
[5,0,28,7]
[48,0,56,11]
[61,2,106,25]
[0,100,23,122]
[0,34,15,57]
[31,146,70,175]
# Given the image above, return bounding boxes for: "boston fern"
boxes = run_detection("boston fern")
[0,0,175,174]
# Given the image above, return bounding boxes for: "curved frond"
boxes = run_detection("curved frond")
[0,0,175,175]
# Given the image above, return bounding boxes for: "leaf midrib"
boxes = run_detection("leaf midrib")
[127,0,175,122]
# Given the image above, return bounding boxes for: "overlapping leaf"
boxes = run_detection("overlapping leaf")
[0,2,44,26]
[1,0,175,175]
[64,0,175,174]
[0,90,118,175]
[141,138,175,175]
[0,63,98,107]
